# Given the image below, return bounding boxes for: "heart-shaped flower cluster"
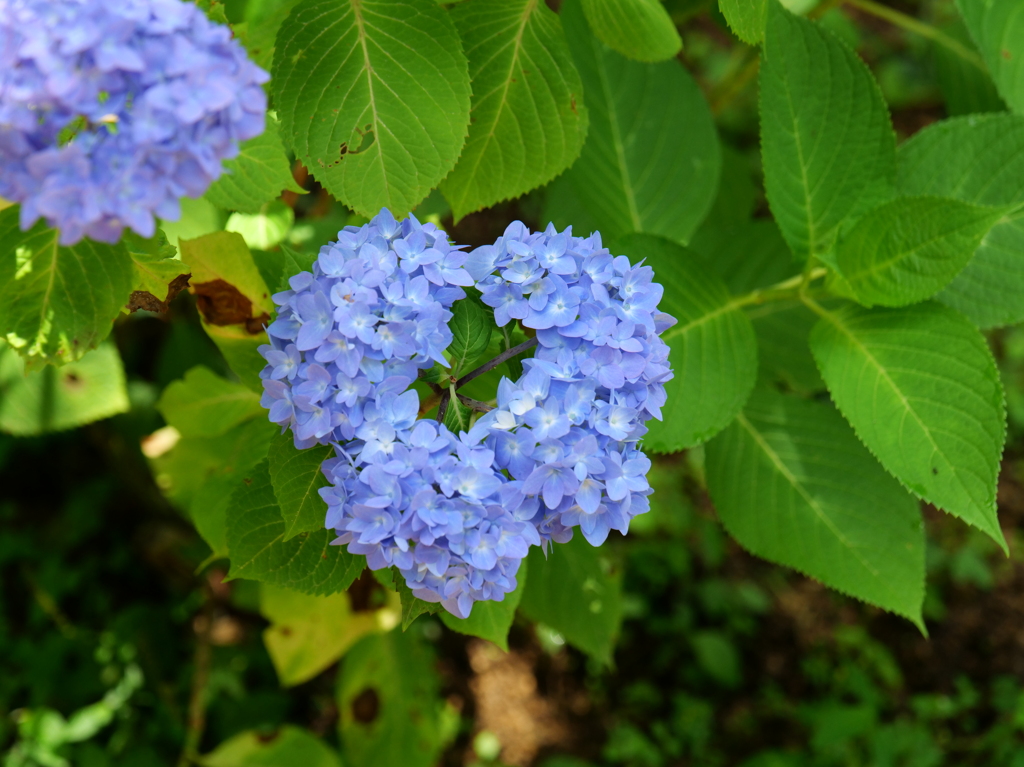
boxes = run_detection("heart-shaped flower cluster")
[0,0,268,245]
[258,210,675,618]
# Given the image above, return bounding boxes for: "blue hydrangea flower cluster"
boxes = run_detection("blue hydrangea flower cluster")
[258,211,675,619]
[0,0,268,245]
[466,222,676,548]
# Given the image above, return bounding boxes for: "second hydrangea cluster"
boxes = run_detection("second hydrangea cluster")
[258,210,675,618]
[0,0,268,245]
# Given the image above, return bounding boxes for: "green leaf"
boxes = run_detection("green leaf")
[836,197,1011,308]
[561,0,720,245]
[615,234,757,452]
[705,389,925,626]
[580,0,682,62]
[260,584,397,687]
[809,301,1006,550]
[897,114,1024,328]
[153,417,276,558]
[760,0,895,261]
[440,560,526,651]
[394,574,442,630]
[749,299,826,394]
[275,243,319,294]
[157,365,264,438]
[442,393,473,435]
[0,208,134,366]
[519,534,622,664]
[719,0,767,44]
[440,0,588,220]
[123,229,189,298]
[268,429,333,541]
[338,630,446,767]
[956,0,1024,114]
[0,343,129,436]
[226,459,366,594]
[448,296,493,376]
[226,201,295,251]
[234,0,301,71]
[205,122,304,214]
[931,19,1005,116]
[202,726,342,767]
[273,0,471,217]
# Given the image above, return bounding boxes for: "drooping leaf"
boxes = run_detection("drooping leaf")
[809,301,1006,550]
[615,234,757,452]
[439,560,527,651]
[579,0,682,62]
[201,726,342,767]
[179,231,273,391]
[205,121,304,214]
[226,459,366,594]
[337,630,447,767]
[153,417,276,558]
[0,208,134,366]
[441,393,473,435]
[440,0,588,220]
[157,365,264,438]
[259,584,398,687]
[268,429,333,541]
[719,0,767,44]
[705,389,925,627]
[956,0,1024,114]
[519,534,622,664]
[561,0,720,245]
[836,197,1011,308]
[897,114,1024,327]
[760,0,895,261]
[273,0,471,217]
[0,343,129,435]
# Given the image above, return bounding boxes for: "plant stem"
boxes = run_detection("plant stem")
[842,0,987,73]
[457,394,494,413]
[734,267,829,309]
[178,598,213,767]
[456,336,538,390]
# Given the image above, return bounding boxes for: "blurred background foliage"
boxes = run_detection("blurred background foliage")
[4,0,1024,765]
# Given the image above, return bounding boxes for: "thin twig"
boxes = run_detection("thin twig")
[436,389,451,423]
[843,0,987,73]
[456,336,538,390]
[457,394,495,413]
[178,597,214,767]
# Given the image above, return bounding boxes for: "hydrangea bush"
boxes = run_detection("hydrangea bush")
[0,0,267,244]
[257,210,675,618]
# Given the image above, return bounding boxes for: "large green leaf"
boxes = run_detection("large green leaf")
[202,726,342,767]
[153,417,276,558]
[268,429,333,541]
[272,0,471,217]
[956,0,1024,114]
[260,584,397,687]
[338,630,447,767]
[439,560,526,651]
[705,389,925,627]
[561,0,720,245]
[616,234,757,452]
[519,534,622,664]
[0,343,129,435]
[931,18,1005,116]
[440,0,588,220]
[719,0,768,44]
[809,301,1006,549]
[897,114,1024,327]
[0,208,134,366]
[580,0,682,62]
[157,365,264,438]
[123,230,190,310]
[205,121,304,214]
[836,197,1011,308]
[226,459,366,594]
[760,0,895,261]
